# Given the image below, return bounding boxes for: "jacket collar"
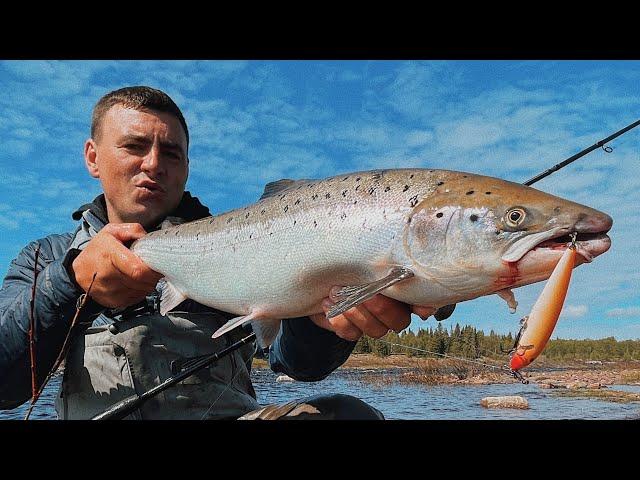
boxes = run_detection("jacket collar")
[71,192,211,231]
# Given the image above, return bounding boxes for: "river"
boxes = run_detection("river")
[2,368,639,420]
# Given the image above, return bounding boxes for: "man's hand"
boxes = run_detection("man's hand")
[70,223,163,309]
[310,287,438,341]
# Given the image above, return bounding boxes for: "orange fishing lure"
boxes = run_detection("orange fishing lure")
[509,242,577,372]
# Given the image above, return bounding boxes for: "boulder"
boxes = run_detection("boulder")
[276,375,295,382]
[480,396,529,409]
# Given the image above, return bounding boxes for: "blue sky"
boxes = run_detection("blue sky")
[0,60,638,340]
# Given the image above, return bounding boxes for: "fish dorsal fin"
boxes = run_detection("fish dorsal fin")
[260,179,310,200]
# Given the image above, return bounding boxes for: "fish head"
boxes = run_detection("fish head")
[404,170,612,297]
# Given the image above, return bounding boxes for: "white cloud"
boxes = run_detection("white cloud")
[606,307,640,318]
[561,305,589,318]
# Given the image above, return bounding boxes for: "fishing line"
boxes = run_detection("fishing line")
[374,339,512,373]
[200,342,258,420]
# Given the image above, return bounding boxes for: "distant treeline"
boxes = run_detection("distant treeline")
[354,322,640,361]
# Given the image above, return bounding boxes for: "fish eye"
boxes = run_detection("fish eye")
[505,207,526,227]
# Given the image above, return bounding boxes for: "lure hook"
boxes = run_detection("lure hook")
[569,232,578,249]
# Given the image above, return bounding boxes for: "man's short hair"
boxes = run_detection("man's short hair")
[91,86,189,147]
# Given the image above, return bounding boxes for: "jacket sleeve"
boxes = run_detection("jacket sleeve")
[0,234,102,409]
[268,317,356,381]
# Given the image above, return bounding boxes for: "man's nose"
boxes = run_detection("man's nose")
[141,144,164,175]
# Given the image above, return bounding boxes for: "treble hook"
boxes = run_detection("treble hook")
[569,232,578,249]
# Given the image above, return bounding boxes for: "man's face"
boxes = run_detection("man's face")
[85,104,189,229]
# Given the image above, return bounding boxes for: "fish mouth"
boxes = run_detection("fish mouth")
[533,231,611,263]
[503,226,612,265]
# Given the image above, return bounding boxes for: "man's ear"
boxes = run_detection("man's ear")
[84,139,100,178]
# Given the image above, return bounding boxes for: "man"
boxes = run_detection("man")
[0,86,434,420]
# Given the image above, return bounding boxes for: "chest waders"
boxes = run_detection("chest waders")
[55,311,260,420]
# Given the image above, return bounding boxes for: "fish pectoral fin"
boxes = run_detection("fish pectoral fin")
[434,304,456,321]
[158,279,188,316]
[326,266,415,319]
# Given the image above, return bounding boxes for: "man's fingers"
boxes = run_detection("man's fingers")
[110,247,162,289]
[362,294,411,332]
[342,305,390,339]
[101,223,149,244]
[320,299,363,342]
[413,306,437,320]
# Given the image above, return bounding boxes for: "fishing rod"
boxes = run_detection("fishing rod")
[89,118,638,420]
[91,332,256,420]
[524,118,640,186]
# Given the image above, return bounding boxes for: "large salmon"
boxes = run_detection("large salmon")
[131,168,612,347]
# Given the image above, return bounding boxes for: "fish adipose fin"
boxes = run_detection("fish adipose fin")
[326,266,415,319]
[158,279,188,316]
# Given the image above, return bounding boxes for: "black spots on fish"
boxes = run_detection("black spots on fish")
[226,217,233,224]
[340,213,347,220]
[368,187,376,195]
[466,190,475,195]
[325,192,331,199]
[554,206,561,214]
[371,171,383,181]
[294,198,301,205]
[196,232,200,239]
[495,230,502,235]
[356,177,361,182]
[293,220,296,225]
[462,175,468,178]
[269,232,273,236]
[437,181,444,186]
[409,174,414,179]
[341,190,348,197]
[245,212,250,218]
[284,205,289,212]
[485,191,492,195]
[342,176,349,181]
[279,194,286,201]
[307,184,313,188]
[353,200,358,205]
[409,195,419,207]
[470,214,478,222]
[436,212,443,218]
[384,186,391,192]
[174,230,179,236]
[355,185,360,192]
[297,185,303,190]
[261,209,266,215]
[311,193,318,200]
[403,185,410,192]
[313,220,317,228]
[164,230,169,235]
[209,219,214,224]
[249,234,253,239]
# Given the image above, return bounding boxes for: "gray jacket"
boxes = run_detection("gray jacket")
[0,192,356,410]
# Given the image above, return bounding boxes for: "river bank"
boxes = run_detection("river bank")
[254,354,640,389]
